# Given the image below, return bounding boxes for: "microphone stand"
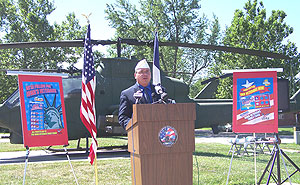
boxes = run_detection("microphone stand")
[134,90,143,104]
[135,98,141,104]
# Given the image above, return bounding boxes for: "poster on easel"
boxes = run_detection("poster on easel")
[18,74,68,147]
[232,71,278,133]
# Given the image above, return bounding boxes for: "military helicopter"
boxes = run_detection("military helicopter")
[0,39,296,144]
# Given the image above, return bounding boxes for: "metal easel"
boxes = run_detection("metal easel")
[64,145,79,185]
[258,133,300,185]
[23,146,30,185]
[22,145,79,185]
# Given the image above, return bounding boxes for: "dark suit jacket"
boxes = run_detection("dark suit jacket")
[118,83,161,129]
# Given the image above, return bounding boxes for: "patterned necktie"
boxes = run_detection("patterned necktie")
[138,84,153,103]
[143,87,152,103]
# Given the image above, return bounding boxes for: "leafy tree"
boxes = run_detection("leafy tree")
[105,0,220,89]
[0,0,87,102]
[183,14,220,93]
[211,0,300,98]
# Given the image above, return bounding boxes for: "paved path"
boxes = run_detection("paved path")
[0,133,9,143]
[0,149,129,165]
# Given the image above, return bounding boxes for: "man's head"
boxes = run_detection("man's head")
[134,59,151,87]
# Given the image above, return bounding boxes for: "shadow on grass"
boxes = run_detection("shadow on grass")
[193,151,273,164]
[100,136,128,140]
[193,151,231,158]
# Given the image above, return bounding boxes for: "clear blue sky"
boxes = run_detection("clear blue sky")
[48,0,299,53]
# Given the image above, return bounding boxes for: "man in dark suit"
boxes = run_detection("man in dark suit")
[118,59,162,129]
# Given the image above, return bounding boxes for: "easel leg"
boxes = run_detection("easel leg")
[226,135,238,185]
[254,133,257,185]
[277,145,293,185]
[266,149,278,184]
[276,146,281,184]
[23,146,30,185]
[64,146,79,185]
[258,148,275,184]
[281,151,300,172]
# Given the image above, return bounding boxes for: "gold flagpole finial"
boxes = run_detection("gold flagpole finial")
[82,13,92,24]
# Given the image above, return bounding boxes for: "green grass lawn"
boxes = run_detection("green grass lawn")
[278,127,295,135]
[1,138,300,184]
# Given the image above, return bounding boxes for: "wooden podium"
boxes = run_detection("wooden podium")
[126,103,196,185]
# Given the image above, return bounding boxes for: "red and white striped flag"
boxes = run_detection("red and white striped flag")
[80,24,97,165]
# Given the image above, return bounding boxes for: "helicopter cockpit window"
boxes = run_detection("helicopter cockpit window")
[3,76,82,108]
[62,76,82,97]
[4,89,20,108]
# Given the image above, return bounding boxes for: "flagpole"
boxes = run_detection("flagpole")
[93,138,98,185]
[81,15,99,184]
[94,152,98,185]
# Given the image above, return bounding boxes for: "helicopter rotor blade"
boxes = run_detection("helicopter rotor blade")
[0,39,291,60]
[0,68,81,75]
[0,40,84,49]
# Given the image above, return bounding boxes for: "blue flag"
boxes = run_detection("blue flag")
[153,32,161,85]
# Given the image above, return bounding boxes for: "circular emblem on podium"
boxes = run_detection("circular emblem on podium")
[158,126,178,147]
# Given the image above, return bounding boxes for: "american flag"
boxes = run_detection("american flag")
[80,24,97,165]
[159,127,176,143]
[165,127,176,141]
[152,31,161,85]
[162,127,176,142]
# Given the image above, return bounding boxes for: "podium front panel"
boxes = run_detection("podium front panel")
[127,103,196,185]
[131,152,193,185]
[127,103,196,154]
[128,120,194,154]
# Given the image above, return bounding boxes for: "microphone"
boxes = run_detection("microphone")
[154,84,164,95]
[160,92,168,101]
[133,90,143,104]
[154,84,168,100]
[153,84,170,104]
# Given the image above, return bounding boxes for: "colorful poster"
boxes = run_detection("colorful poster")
[232,71,278,133]
[18,75,68,147]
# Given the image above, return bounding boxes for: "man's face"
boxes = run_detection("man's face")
[134,68,151,87]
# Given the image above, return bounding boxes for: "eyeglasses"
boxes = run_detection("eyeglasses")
[136,69,150,75]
